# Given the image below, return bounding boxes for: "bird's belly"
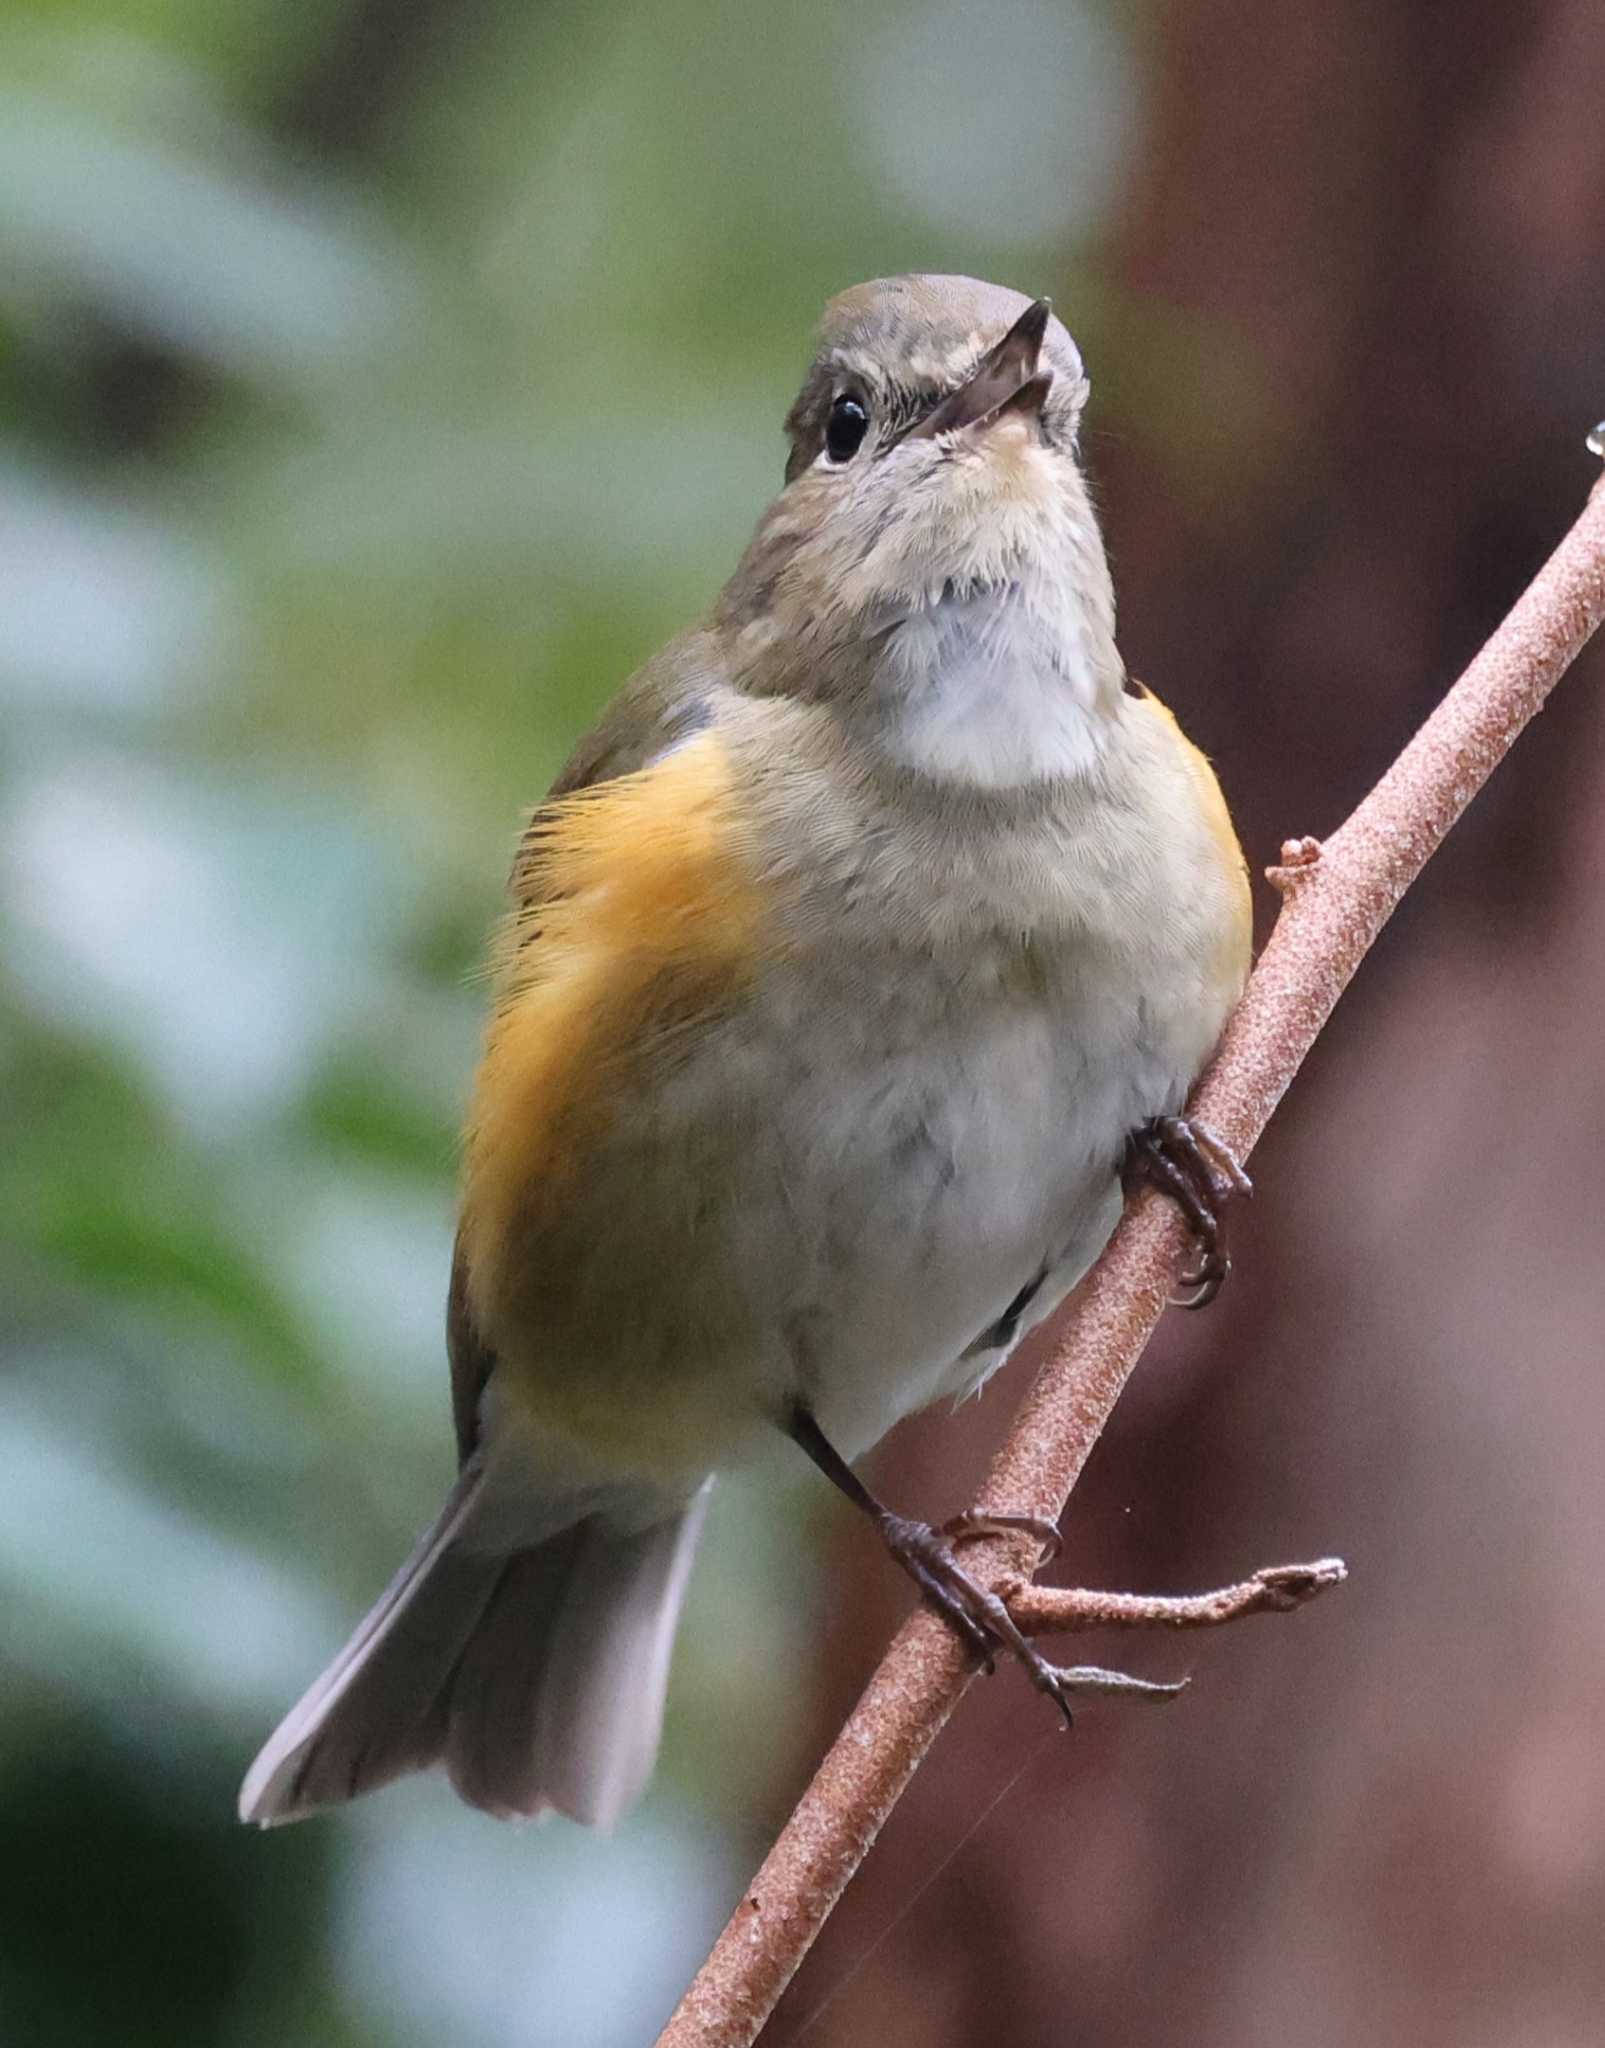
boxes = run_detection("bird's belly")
[756,957,1167,1459]
[490,940,1198,1477]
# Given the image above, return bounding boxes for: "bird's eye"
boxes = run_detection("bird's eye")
[823,393,869,465]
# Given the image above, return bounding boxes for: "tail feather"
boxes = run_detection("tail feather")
[239,1469,709,1830]
[528,1493,708,1828]
[239,1465,492,1823]
[440,1532,583,1818]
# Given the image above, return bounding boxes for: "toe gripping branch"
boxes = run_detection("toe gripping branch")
[876,1512,1191,1726]
[1126,1115,1254,1308]
[878,1513,1345,1729]
[789,1406,1344,1733]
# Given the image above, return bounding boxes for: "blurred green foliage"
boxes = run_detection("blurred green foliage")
[0,0,1142,2038]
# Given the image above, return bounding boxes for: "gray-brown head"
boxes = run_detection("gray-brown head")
[720,275,1120,786]
[781,274,1087,482]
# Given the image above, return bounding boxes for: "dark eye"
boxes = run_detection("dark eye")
[824,393,869,465]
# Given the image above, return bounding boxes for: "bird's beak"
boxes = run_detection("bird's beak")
[903,298,1053,442]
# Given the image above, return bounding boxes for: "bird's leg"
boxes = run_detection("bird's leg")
[1125,1115,1253,1308]
[787,1409,1185,1724]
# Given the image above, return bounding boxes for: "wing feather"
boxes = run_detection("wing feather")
[458,722,764,1352]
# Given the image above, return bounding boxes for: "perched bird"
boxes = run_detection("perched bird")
[241,274,1252,1832]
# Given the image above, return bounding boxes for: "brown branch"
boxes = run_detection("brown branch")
[1002,1557,1349,1637]
[655,471,1605,2048]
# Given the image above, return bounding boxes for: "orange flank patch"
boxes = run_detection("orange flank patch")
[1132,687,1252,997]
[459,730,763,1320]
[1138,691,1245,872]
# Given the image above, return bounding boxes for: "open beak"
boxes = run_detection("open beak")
[904,297,1053,442]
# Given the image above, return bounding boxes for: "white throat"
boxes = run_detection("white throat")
[875,580,1117,789]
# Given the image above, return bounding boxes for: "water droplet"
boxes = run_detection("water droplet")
[1588,421,1605,458]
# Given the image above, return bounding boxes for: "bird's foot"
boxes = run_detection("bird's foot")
[1126,1115,1253,1308]
[876,1511,1187,1725]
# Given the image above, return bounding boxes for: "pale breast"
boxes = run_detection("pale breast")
[875,584,1112,787]
[741,942,1151,1458]
[724,690,1250,1458]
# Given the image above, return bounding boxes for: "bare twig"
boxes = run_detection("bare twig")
[1003,1557,1349,1637]
[655,473,1605,2048]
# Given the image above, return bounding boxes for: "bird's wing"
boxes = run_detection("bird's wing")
[447,638,748,1463]
[446,1239,496,1466]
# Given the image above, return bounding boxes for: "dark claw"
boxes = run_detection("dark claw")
[1039,1672,1078,1730]
[876,1512,1176,1728]
[1126,1116,1251,1308]
[879,1515,999,1669]
[1177,1237,1230,1310]
[1177,1270,1226,1311]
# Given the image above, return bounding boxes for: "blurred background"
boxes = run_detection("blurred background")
[2,1,1603,2042]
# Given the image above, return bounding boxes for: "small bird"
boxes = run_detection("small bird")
[241,275,1251,1832]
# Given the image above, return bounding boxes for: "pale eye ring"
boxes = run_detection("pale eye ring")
[822,393,869,466]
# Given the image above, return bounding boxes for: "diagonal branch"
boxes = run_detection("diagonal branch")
[655,470,1605,2048]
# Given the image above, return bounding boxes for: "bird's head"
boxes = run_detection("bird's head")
[721,275,1120,778]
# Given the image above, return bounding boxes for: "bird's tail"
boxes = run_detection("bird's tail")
[238,1467,709,1829]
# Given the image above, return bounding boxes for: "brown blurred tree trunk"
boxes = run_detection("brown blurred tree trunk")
[767,6,1605,2044]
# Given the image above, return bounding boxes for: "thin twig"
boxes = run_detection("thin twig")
[655,472,1605,2048]
[1002,1557,1348,1636]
